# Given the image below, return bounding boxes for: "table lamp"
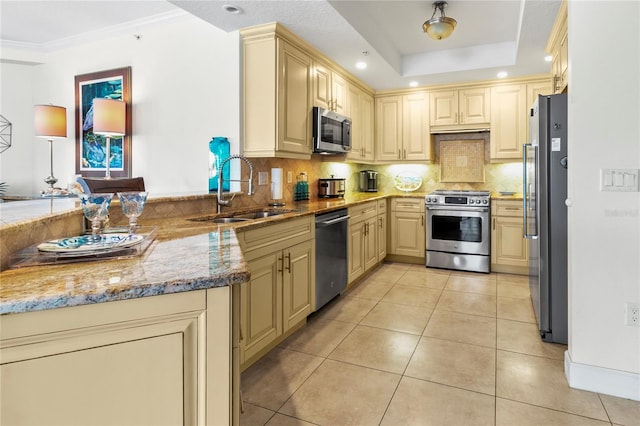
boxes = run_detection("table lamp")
[92,98,125,179]
[34,104,67,189]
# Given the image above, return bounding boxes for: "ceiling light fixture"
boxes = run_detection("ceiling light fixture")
[222,4,242,14]
[497,71,508,78]
[409,81,419,87]
[544,55,553,62]
[356,61,367,70]
[423,1,457,40]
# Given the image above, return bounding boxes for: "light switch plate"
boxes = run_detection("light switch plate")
[258,171,268,186]
[600,169,639,192]
[287,171,293,183]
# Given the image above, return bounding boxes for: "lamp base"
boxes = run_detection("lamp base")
[44,175,58,189]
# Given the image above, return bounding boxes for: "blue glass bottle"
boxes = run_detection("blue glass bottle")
[209,137,230,192]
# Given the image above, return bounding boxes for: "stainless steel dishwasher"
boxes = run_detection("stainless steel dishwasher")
[315,208,349,311]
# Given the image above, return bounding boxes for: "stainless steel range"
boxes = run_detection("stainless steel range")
[425,190,491,273]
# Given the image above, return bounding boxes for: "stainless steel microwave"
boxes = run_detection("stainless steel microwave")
[312,106,351,154]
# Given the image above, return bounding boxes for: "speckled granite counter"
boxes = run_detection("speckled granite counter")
[0,192,425,315]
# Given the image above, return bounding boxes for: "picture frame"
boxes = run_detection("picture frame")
[75,67,132,178]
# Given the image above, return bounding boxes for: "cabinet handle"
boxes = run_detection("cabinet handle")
[398,149,401,160]
[278,254,283,273]
[403,149,406,159]
[379,216,383,228]
[285,252,291,273]
[492,217,496,230]
[421,215,424,227]
[455,112,458,124]
[460,112,464,123]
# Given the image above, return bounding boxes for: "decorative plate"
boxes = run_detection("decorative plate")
[393,173,422,192]
[38,233,143,254]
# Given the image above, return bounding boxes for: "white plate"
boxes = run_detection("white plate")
[38,233,143,254]
[394,173,422,192]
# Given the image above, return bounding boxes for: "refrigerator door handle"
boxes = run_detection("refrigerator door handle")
[523,143,537,239]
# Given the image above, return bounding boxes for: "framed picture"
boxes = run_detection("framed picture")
[75,67,132,177]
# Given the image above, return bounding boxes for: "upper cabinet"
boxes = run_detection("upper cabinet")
[376,92,432,162]
[346,84,375,162]
[241,25,312,159]
[547,0,568,93]
[313,61,347,115]
[429,87,490,132]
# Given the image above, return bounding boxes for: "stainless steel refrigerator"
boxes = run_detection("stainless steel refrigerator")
[524,93,568,344]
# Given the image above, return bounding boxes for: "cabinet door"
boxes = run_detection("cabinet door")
[278,41,312,155]
[361,92,375,161]
[377,213,387,261]
[460,87,490,125]
[390,211,425,257]
[429,90,458,126]
[346,84,363,160]
[403,92,431,161]
[332,72,347,114]
[348,220,365,283]
[283,240,314,331]
[364,217,378,271]
[375,96,402,161]
[491,216,528,268]
[241,251,282,362]
[490,84,526,160]
[559,31,568,91]
[526,80,552,139]
[313,61,332,111]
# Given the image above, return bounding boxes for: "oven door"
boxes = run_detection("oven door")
[426,207,490,255]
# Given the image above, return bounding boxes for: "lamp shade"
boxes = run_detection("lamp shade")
[93,98,126,136]
[423,16,457,40]
[34,105,67,138]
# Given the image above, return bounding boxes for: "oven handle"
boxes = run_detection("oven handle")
[426,206,489,213]
[316,215,350,227]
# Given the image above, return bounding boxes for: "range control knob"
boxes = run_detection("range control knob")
[482,199,488,204]
[469,199,475,204]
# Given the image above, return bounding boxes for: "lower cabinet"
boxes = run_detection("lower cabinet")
[237,216,315,369]
[491,199,529,274]
[348,200,385,285]
[0,288,234,426]
[389,197,425,260]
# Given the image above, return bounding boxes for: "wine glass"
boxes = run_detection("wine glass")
[117,191,148,235]
[78,193,113,242]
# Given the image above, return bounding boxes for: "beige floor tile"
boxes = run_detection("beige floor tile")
[496,351,609,421]
[497,281,531,299]
[316,295,377,324]
[347,278,395,302]
[396,269,450,289]
[497,296,536,323]
[328,325,420,374]
[497,273,530,284]
[496,398,612,426]
[381,377,495,426]
[600,393,640,426]
[278,359,401,425]
[381,284,442,309]
[240,402,275,426]
[418,265,452,275]
[405,337,496,395]
[423,309,497,348]
[241,348,324,411]
[367,264,409,283]
[497,319,566,359]
[279,317,356,357]
[445,275,497,295]
[360,301,432,335]
[265,413,316,426]
[436,290,497,317]
[450,270,498,280]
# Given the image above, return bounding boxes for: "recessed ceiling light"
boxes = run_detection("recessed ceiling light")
[222,4,242,14]
[544,55,553,62]
[497,71,508,79]
[356,61,367,70]
[409,81,419,87]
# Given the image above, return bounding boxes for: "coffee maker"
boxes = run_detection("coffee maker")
[358,170,378,192]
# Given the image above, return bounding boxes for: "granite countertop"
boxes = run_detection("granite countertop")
[1,192,422,316]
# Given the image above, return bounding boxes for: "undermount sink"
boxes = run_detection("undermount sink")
[188,209,294,224]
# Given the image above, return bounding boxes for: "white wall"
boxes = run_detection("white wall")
[0,14,241,195]
[566,0,640,399]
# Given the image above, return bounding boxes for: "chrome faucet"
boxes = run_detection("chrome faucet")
[217,155,254,213]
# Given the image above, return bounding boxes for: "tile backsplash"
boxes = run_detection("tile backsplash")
[231,154,524,208]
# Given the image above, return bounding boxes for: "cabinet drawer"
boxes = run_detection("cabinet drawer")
[348,201,378,223]
[377,199,387,212]
[391,197,425,213]
[239,216,314,260]
[492,200,523,217]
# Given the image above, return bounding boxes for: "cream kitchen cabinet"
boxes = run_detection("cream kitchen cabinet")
[237,216,314,369]
[348,201,385,285]
[241,24,313,159]
[491,199,529,274]
[376,92,432,162]
[389,198,425,260]
[429,87,490,131]
[376,199,387,261]
[313,60,347,114]
[547,0,568,94]
[490,83,527,160]
[346,85,375,162]
[526,80,553,140]
[0,289,234,426]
